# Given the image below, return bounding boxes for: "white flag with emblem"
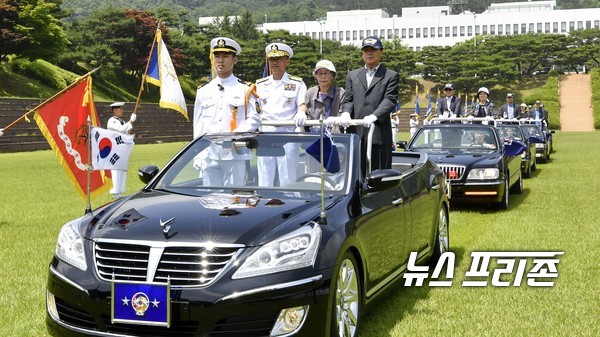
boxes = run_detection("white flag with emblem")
[90,126,135,171]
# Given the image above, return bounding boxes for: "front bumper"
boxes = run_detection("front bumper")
[447,180,504,203]
[46,262,333,337]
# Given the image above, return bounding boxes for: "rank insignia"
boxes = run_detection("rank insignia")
[284,83,296,91]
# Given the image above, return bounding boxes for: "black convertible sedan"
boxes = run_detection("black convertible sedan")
[400,119,524,209]
[46,123,449,337]
[495,121,536,178]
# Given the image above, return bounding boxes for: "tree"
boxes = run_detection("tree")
[0,0,68,63]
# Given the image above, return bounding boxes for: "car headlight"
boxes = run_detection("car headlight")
[232,222,321,279]
[55,220,87,271]
[535,143,545,149]
[521,152,527,158]
[467,168,499,180]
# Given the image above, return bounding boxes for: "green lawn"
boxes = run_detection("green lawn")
[1,132,599,336]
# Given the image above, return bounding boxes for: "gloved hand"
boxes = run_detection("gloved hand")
[293,110,307,127]
[467,115,474,121]
[362,114,378,127]
[0,128,4,137]
[324,116,338,128]
[338,112,351,128]
[130,113,137,122]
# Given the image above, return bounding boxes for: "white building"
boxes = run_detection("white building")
[254,1,600,51]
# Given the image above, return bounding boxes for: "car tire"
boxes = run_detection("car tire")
[524,161,532,178]
[511,170,523,194]
[496,178,509,210]
[532,158,537,171]
[331,252,362,337]
[429,205,450,266]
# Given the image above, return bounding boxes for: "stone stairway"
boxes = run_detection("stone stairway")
[559,74,594,131]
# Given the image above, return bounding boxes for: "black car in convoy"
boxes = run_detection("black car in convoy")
[495,121,536,178]
[400,119,524,209]
[46,127,449,337]
[519,122,553,163]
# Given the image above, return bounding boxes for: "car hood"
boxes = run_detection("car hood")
[84,190,337,246]
[430,153,502,166]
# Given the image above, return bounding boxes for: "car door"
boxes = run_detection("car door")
[359,182,409,290]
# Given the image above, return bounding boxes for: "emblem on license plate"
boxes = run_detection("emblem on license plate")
[112,281,170,326]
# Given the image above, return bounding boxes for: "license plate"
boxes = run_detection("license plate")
[111,280,170,327]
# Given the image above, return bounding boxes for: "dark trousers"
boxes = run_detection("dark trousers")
[360,141,391,177]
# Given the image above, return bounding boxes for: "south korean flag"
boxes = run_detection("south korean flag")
[90,126,135,171]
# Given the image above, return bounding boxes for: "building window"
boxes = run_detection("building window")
[569,21,575,31]
[312,32,316,38]
[553,22,559,33]
[380,29,385,37]
[545,22,550,33]
[423,27,428,38]
[537,23,542,32]
[366,30,371,36]
[506,24,511,35]
[409,28,414,38]
[332,31,336,40]
[460,26,465,37]
[468,26,472,36]
[445,26,450,37]
[452,26,457,37]
[430,27,435,37]
[577,21,583,29]
[360,30,364,40]
[595,21,599,29]
[560,22,566,33]
[401,28,407,39]
[353,30,357,40]
[521,23,526,34]
[387,29,392,37]
[482,25,487,35]
[416,46,421,51]
[475,25,480,35]
[394,29,399,37]
[513,24,518,34]
[529,23,534,33]
[498,24,503,35]
[438,27,443,37]
[416,28,421,38]
[586,21,591,29]
[346,31,350,40]
[490,25,495,35]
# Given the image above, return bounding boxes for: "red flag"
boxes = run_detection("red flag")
[33,76,111,201]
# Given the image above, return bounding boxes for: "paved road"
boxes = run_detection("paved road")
[559,74,594,131]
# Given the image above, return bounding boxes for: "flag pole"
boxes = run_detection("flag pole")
[85,117,93,215]
[2,67,101,132]
[318,115,327,225]
[133,24,161,115]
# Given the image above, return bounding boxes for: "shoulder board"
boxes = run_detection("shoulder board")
[288,75,303,82]
[256,77,269,84]
[237,79,252,87]
[197,82,209,89]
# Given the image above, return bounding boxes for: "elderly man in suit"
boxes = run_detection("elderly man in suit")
[338,36,399,175]
[498,93,518,119]
[438,83,462,117]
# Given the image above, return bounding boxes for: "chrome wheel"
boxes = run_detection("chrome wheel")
[437,206,449,254]
[334,254,360,337]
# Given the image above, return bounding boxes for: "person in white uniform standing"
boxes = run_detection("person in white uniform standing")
[106,102,136,198]
[237,42,308,187]
[192,37,257,186]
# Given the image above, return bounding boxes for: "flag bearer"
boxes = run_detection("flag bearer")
[107,102,136,198]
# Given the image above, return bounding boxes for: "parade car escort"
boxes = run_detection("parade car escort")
[400,118,525,209]
[46,122,449,337]
[495,120,536,178]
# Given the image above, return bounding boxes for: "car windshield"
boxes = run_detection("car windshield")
[409,126,499,152]
[152,133,353,195]
[520,125,543,138]
[497,125,524,141]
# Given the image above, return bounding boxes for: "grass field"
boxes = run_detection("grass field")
[1,132,599,336]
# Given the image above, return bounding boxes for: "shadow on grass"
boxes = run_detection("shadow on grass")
[359,246,467,336]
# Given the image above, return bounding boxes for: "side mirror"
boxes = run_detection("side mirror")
[396,141,408,150]
[366,169,403,192]
[138,165,160,184]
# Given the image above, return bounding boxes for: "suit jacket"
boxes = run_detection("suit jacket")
[438,95,463,116]
[342,65,399,145]
[498,103,519,119]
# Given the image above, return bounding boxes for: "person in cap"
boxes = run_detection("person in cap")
[339,36,399,175]
[517,102,529,119]
[106,102,136,198]
[498,93,518,119]
[192,37,257,187]
[237,42,308,187]
[438,83,462,118]
[469,87,495,118]
[305,59,345,133]
[409,113,419,138]
[530,100,547,123]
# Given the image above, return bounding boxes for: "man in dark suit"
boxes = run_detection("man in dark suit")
[438,83,462,117]
[339,36,399,175]
[498,93,518,119]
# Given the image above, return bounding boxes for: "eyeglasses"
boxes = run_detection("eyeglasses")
[444,88,453,91]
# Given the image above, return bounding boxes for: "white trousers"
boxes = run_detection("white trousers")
[110,170,127,196]
[258,143,298,187]
[203,160,246,187]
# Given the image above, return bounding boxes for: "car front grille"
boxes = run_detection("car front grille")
[437,164,466,181]
[94,240,241,287]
